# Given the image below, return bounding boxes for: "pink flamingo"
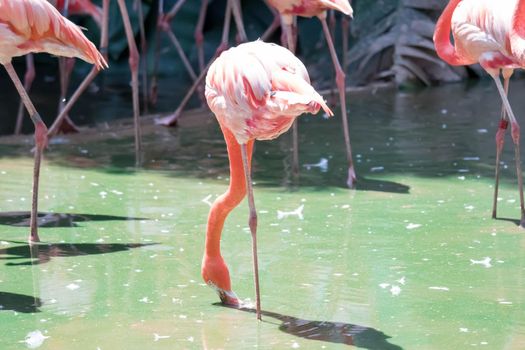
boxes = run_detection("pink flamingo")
[0,0,106,242]
[434,0,525,226]
[266,0,355,188]
[203,40,333,319]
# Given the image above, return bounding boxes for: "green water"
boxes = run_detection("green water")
[1,81,525,349]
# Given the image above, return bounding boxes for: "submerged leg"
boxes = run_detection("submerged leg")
[14,54,35,135]
[490,72,525,227]
[492,69,512,219]
[117,0,142,166]
[320,14,356,188]
[4,62,48,243]
[240,142,261,321]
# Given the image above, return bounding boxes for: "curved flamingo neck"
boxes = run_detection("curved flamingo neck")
[204,124,254,258]
[434,0,467,66]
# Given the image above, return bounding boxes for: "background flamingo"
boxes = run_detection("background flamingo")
[266,0,355,188]
[434,0,525,226]
[203,40,333,319]
[0,0,106,242]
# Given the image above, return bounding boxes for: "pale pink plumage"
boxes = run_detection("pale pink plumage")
[52,0,103,27]
[0,0,106,68]
[266,0,352,19]
[205,40,332,144]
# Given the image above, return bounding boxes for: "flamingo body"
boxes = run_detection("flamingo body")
[206,40,332,144]
[266,0,352,18]
[0,0,105,67]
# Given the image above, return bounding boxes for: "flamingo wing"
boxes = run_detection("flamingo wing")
[0,0,106,68]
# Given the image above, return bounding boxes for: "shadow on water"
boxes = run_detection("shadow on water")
[355,176,410,194]
[493,216,522,226]
[217,304,403,349]
[0,211,147,228]
[0,292,41,313]
[0,242,157,266]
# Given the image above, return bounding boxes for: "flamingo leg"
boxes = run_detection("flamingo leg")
[491,73,525,227]
[165,28,197,81]
[135,0,149,113]
[260,12,280,42]
[4,62,48,243]
[319,15,356,188]
[342,15,350,75]
[230,0,247,43]
[156,1,234,127]
[492,69,512,219]
[14,54,35,135]
[195,0,209,73]
[279,16,301,181]
[117,0,142,166]
[240,143,261,321]
[149,0,166,106]
[57,57,80,134]
[48,0,110,138]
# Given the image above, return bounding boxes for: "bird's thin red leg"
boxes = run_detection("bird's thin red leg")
[280,16,301,181]
[150,0,188,105]
[135,0,149,113]
[117,0,142,167]
[164,0,187,21]
[4,62,48,243]
[156,1,233,127]
[492,70,512,219]
[57,57,80,134]
[342,16,350,74]
[195,0,209,73]
[48,0,110,138]
[230,0,247,42]
[491,73,525,227]
[149,0,166,106]
[165,28,197,81]
[260,11,280,42]
[320,15,356,188]
[14,54,35,135]
[240,142,261,321]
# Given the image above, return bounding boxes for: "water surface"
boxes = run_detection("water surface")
[1,80,525,349]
